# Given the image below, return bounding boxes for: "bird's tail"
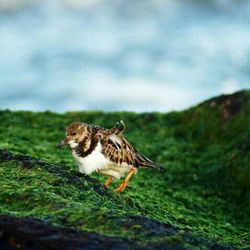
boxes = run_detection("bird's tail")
[110,120,126,135]
[136,153,165,171]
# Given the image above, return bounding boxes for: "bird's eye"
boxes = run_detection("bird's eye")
[72,132,77,136]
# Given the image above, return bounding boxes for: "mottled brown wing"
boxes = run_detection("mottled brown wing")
[100,133,164,170]
[101,134,138,167]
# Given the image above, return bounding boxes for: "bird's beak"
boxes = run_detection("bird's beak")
[56,138,68,149]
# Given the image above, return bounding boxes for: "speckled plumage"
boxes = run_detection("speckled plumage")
[58,121,163,192]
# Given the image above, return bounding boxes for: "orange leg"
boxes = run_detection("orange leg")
[114,168,136,193]
[104,176,113,187]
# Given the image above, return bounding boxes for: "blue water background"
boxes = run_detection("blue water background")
[0,0,249,112]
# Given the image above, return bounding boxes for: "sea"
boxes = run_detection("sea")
[0,0,249,112]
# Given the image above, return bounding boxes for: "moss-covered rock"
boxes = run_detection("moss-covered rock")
[0,91,249,249]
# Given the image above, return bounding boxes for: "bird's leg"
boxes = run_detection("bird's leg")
[114,168,136,193]
[104,176,113,187]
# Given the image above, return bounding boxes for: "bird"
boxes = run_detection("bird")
[57,121,164,192]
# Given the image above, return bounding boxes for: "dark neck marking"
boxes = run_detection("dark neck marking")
[75,135,98,158]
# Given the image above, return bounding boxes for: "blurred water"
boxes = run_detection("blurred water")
[0,0,250,112]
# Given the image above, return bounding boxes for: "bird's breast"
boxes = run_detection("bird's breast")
[72,142,109,175]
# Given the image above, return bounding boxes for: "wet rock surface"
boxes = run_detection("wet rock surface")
[0,213,234,250]
[0,150,236,250]
[0,92,249,249]
[0,214,136,250]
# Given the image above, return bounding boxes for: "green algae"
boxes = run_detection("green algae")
[0,91,249,249]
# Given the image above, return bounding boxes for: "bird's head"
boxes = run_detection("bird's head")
[57,122,88,149]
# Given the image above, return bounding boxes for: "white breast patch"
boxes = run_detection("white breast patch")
[72,142,109,175]
[72,141,136,179]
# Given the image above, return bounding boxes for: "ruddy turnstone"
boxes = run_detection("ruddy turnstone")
[57,121,164,192]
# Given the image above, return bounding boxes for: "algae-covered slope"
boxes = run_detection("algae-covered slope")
[0,91,249,249]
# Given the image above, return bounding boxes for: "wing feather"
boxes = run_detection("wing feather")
[100,133,164,170]
[109,120,126,135]
[101,134,135,167]
[93,124,164,171]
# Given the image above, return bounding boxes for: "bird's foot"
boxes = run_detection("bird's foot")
[114,181,128,193]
